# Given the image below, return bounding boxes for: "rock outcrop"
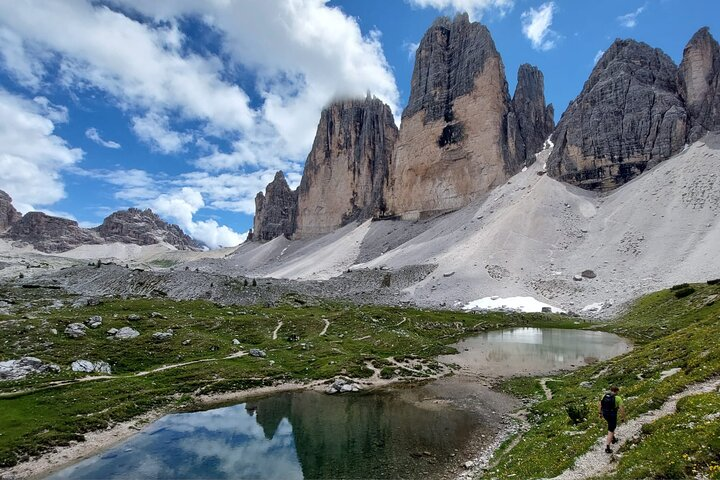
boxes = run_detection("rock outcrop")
[253,171,298,241]
[7,212,102,253]
[547,39,688,190]
[294,96,398,237]
[678,27,720,142]
[512,64,555,162]
[384,14,551,218]
[1,192,203,252]
[0,190,22,232]
[93,208,202,250]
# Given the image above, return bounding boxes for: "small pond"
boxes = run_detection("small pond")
[439,327,632,376]
[49,328,630,479]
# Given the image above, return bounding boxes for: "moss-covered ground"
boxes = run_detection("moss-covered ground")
[486,282,720,479]
[0,285,579,468]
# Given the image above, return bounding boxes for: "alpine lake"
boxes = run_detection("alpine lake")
[49,327,631,479]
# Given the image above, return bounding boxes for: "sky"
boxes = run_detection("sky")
[0,0,718,248]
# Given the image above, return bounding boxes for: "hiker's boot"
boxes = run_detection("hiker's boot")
[611,436,619,444]
[605,446,613,454]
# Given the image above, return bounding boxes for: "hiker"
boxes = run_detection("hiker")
[599,385,626,453]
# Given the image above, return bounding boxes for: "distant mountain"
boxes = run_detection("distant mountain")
[0,191,203,253]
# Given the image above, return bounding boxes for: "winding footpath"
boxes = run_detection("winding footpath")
[547,377,720,480]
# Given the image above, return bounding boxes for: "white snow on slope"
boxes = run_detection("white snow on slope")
[463,296,565,313]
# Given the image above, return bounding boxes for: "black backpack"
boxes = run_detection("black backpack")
[601,393,617,414]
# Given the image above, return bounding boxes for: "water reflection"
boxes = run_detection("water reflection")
[49,390,481,480]
[440,327,631,376]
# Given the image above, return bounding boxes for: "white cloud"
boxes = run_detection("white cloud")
[521,2,558,51]
[0,27,46,88]
[131,112,190,154]
[32,96,69,123]
[85,127,121,149]
[407,0,514,20]
[594,49,605,64]
[0,88,82,211]
[150,187,243,249]
[404,41,420,61]
[617,6,645,28]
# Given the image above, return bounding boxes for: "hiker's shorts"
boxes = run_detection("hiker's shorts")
[603,413,617,432]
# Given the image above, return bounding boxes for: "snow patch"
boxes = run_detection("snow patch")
[581,302,604,313]
[463,296,565,313]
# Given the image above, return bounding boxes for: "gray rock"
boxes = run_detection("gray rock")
[0,190,22,232]
[107,328,119,336]
[50,328,58,335]
[581,269,597,279]
[252,171,298,242]
[443,271,455,278]
[5,211,103,253]
[573,275,583,281]
[249,348,267,358]
[127,314,142,321]
[182,339,191,346]
[71,360,95,373]
[71,360,111,374]
[512,64,555,161]
[541,306,552,313]
[678,27,720,141]
[114,327,139,340]
[93,208,203,250]
[150,311,166,319]
[548,39,687,190]
[325,377,361,394]
[152,331,173,342]
[65,323,87,338]
[0,357,50,381]
[86,315,103,328]
[232,338,241,345]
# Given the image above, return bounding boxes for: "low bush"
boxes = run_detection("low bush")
[673,287,696,298]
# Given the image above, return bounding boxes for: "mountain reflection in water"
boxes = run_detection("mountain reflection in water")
[50,389,481,479]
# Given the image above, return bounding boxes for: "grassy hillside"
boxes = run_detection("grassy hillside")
[487,282,720,479]
[0,285,579,468]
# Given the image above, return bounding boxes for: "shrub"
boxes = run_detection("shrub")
[673,287,696,298]
[707,278,720,285]
[670,283,690,291]
[565,402,589,425]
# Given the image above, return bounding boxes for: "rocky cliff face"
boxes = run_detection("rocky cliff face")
[679,27,720,142]
[294,96,398,237]
[94,208,203,250]
[1,191,203,252]
[0,190,22,232]
[253,171,298,241]
[384,14,552,217]
[6,212,102,253]
[547,40,688,190]
[512,64,555,162]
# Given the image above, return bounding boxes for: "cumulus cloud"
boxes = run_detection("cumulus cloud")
[404,41,420,61]
[406,0,514,20]
[85,127,121,149]
[150,188,244,249]
[131,112,190,154]
[0,88,82,212]
[521,2,558,51]
[617,5,645,28]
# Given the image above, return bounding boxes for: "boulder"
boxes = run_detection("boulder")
[232,338,241,345]
[152,331,173,342]
[127,314,142,321]
[85,315,103,328]
[249,349,267,358]
[114,327,139,340]
[65,323,87,338]
[107,328,119,336]
[0,357,54,381]
[325,377,362,394]
[71,360,112,374]
[581,270,597,279]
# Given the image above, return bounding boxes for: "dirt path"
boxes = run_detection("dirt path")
[547,377,720,480]
[272,320,283,340]
[539,378,553,400]
[319,318,330,336]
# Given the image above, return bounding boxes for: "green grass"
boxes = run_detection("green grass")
[0,287,574,468]
[485,283,720,479]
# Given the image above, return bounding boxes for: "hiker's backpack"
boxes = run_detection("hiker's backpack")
[601,393,617,414]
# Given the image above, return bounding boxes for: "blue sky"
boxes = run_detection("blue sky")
[0,0,718,248]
